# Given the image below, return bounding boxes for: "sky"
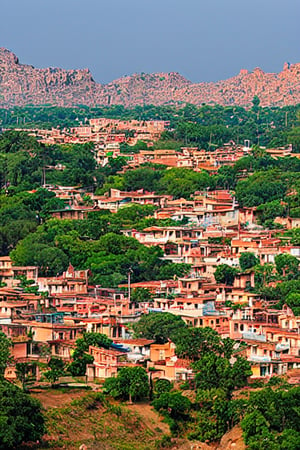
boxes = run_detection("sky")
[1,0,300,85]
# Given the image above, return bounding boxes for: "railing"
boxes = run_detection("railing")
[275,343,290,352]
[242,332,266,342]
[249,355,271,362]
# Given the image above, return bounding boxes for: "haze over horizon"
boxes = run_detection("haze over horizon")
[1,0,300,85]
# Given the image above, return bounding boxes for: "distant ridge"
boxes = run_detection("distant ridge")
[0,48,300,108]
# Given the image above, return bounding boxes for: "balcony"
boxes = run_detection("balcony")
[275,343,290,352]
[249,355,271,363]
[242,332,266,342]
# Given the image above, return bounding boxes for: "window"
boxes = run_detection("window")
[159,350,165,360]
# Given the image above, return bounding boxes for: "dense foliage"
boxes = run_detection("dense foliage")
[241,387,300,450]
[1,103,300,150]
[103,366,149,402]
[132,312,187,344]
[0,381,45,449]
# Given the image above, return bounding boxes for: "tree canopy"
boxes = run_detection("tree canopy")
[0,380,45,449]
[132,312,187,344]
[103,366,149,402]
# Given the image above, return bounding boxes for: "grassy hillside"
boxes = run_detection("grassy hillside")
[31,389,173,450]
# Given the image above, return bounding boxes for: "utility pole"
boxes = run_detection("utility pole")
[42,166,46,187]
[128,268,133,303]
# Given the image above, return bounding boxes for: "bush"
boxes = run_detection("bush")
[0,381,45,449]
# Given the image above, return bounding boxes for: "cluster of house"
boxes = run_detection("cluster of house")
[12,117,167,147]
[11,117,299,175]
[1,119,300,384]
[1,181,300,384]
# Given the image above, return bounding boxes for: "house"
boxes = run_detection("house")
[148,341,193,381]
[86,346,128,380]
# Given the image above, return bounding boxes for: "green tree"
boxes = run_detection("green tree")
[214,264,238,285]
[44,356,65,386]
[239,252,259,271]
[192,353,251,399]
[190,389,246,442]
[254,263,275,287]
[158,263,191,279]
[153,391,191,420]
[236,170,287,208]
[123,167,163,192]
[286,292,300,315]
[256,199,286,225]
[154,379,173,397]
[278,429,300,450]
[0,332,11,378]
[103,366,149,403]
[241,386,300,449]
[173,327,223,361]
[275,253,299,279]
[15,362,35,390]
[133,312,187,344]
[130,287,153,304]
[0,380,45,449]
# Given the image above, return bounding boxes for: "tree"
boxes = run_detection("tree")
[0,332,11,378]
[154,379,172,397]
[252,95,260,112]
[278,429,300,450]
[15,362,36,390]
[158,167,214,199]
[286,292,300,315]
[11,242,68,276]
[0,380,45,449]
[103,366,149,403]
[192,353,251,399]
[239,252,259,271]
[256,199,286,225]
[254,263,275,287]
[241,386,300,449]
[190,389,246,442]
[123,167,163,192]
[130,287,153,304]
[275,253,299,280]
[132,312,187,344]
[173,327,223,361]
[44,356,65,386]
[235,170,287,208]
[158,262,191,279]
[152,391,191,421]
[75,332,112,352]
[214,264,238,285]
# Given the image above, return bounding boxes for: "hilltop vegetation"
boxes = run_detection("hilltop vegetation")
[1,102,300,150]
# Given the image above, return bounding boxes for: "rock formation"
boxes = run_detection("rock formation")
[1,48,300,108]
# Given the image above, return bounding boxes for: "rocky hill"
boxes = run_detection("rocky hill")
[1,48,300,108]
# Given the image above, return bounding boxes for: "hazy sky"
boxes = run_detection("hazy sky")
[1,0,299,84]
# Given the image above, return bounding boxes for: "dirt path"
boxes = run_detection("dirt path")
[129,401,170,434]
[31,388,88,409]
